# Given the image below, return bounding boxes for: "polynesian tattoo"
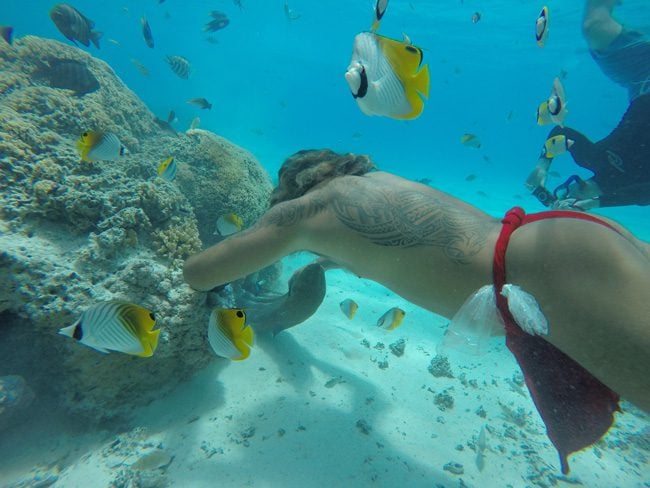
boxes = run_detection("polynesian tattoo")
[259,179,491,264]
[330,184,490,263]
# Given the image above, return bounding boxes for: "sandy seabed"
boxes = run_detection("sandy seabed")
[1,252,648,488]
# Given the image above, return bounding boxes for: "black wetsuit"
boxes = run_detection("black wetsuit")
[548,92,650,207]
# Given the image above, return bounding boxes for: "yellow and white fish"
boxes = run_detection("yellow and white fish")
[59,301,160,357]
[376,307,405,330]
[371,0,389,32]
[536,6,549,48]
[215,212,243,236]
[460,133,481,148]
[157,156,177,181]
[537,77,568,126]
[76,131,127,162]
[340,298,359,320]
[208,308,254,360]
[345,32,430,120]
[543,134,574,158]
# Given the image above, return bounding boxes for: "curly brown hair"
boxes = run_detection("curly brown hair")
[269,149,376,207]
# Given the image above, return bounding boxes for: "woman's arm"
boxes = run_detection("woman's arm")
[183,202,304,291]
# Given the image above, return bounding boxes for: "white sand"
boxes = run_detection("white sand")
[1,254,649,488]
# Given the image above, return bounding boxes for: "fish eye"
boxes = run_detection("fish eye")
[149,312,156,321]
[82,132,88,137]
[236,310,244,318]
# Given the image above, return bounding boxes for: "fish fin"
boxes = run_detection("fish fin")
[137,328,161,357]
[376,34,424,78]
[370,19,380,32]
[91,30,102,49]
[399,64,430,119]
[124,304,159,356]
[233,325,254,361]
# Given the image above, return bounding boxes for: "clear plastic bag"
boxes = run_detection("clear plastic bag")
[437,285,503,356]
[501,284,549,336]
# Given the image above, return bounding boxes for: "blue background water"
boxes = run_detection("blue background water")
[4,0,649,236]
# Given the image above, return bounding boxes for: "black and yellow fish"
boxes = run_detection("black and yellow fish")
[59,301,160,357]
[345,32,430,120]
[76,131,127,162]
[208,308,254,360]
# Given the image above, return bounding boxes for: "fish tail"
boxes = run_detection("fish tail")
[91,30,102,49]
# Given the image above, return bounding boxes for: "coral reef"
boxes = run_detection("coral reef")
[427,354,454,378]
[0,37,273,421]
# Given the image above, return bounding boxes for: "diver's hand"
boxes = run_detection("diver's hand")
[552,197,600,211]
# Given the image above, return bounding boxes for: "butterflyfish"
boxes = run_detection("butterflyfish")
[345,32,430,120]
[543,135,574,158]
[376,307,405,330]
[460,133,481,148]
[472,12,481,24]
[76,131,127,162]
[537,77,568,126]
[208,308,254,360]
[536,6,549,48]
[59,301,160,357]
[371,0,389,32]
[215,213,243,236]
[339,298,359,320]
[157,156,177,181]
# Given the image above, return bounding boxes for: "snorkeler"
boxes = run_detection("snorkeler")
[184,149,650,474]
[527,0,650,209]
[527,92,650,209]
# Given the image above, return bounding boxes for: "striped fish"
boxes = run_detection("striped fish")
[208,308,254,360]
[376,307,405,330]
[165,55,191,79]
[157,156,177,181]
[76,131,127,162]
[339,298,359,320]
[59,301,160,357]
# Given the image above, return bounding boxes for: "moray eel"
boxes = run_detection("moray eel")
[243,263,326,336]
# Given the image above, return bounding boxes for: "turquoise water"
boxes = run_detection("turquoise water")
[1,1,649,487]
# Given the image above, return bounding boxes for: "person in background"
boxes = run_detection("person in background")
[526,0,650,210]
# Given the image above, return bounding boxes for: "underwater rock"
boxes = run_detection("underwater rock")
[0,375,34,431]
[428,354,454,378]
[33,58,100,96]
[0,36,274,421]
[176,129,272,245]
[389,338,406,357]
